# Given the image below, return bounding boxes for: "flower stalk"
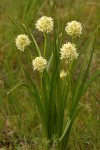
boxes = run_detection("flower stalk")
[44,32,47,57]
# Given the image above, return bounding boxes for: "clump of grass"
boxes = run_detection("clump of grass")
[8,13,100,150]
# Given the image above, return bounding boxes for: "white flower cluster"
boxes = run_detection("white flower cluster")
[65,21,82,37]
[15,18,82,73]
[35,16,54,33]
[15,34,31,51]
[32,56,47,72]
[60,42,78,62]
[60,70,67,78]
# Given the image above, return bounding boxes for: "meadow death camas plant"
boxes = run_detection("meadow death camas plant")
[65,20,83,37]
[15,34,31,51]
[60,42,78,62]
[8,16,100,150]
[32,56,47,72]
[60,70,67,78]
[35,16,54,33]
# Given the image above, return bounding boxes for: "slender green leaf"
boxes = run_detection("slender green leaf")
[82,70,100,94]
[59,106,83,142]
[7,81,29,95]
[8,17,22,32]
[22,23,41,56]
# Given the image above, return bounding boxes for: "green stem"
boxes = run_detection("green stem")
[27,48,33,61]
[72,36,76,44]
[44,32,47,57]
[40,72,49,150]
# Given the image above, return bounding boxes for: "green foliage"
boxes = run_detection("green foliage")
[8,15,100,150]
[0,0,100,149]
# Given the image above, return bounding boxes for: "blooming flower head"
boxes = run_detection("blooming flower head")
[60,42,78,62]
[32,56,47,72]
[15,34,31,51]
[65,21,82,37]
[60,70,67,78]
[35,16,54,33]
